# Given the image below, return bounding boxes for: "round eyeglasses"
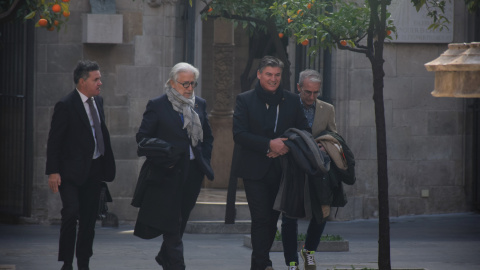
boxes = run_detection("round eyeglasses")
[176,80,198,89]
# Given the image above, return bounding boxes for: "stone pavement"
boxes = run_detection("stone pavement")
[1,212,479,270]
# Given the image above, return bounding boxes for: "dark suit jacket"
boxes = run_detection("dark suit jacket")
[233,88,310,180]
[45,90,116,185]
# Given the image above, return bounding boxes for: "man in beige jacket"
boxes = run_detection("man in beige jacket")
[281,69,336,270]
[297,70,337,137]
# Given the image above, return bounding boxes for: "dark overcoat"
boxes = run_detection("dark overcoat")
[133,94,213,239]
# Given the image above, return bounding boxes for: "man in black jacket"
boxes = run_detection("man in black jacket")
[46,60,116,270]
[233,56,310,270]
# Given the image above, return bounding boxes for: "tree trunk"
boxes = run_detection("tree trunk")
[372,20,391,270]
[368,1,392,269]
[372,51,391,270]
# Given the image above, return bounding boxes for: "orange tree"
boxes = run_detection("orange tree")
[0,0,70,31]
[271,1,395,269]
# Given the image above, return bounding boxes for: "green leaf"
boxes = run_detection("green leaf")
[24,11,36,20]
[61,3,69,11]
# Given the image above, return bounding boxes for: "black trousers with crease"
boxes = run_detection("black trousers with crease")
[58,157,104,267]
[243,160,282,270]
[157,160,205,270]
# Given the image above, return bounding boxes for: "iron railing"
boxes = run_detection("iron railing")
[0,19,34,218]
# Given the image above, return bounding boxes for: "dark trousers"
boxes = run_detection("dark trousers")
[244,161,282,270]
[58,157,103,267]
[281,214,327,265]
[157,160,204,270]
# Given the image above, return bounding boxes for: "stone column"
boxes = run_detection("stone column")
[205,19,235,188]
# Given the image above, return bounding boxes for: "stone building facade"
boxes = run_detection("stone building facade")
[6,0,476,223]
[32,0,192,222]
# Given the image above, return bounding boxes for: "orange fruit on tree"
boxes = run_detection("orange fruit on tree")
[340,40,347,46]
[48,26,55,31]
[208,7,213,12]
[62,0,70,2]
[387,30,392,36]
[307,3,312,9]
[278,33,284,39]
[63,10,70,17]
[287,18,293,23]
[38,18,48,27]
[301,39,309,46]
[52,4,61,13]
[297,9,303,16]
[54,20,59,26]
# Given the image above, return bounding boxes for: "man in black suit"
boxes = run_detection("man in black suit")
[133,62,214,270]
[233,56,310,270]
[46,60,116,270]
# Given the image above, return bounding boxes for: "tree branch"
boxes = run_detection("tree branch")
[338,45,368,54]
[317,21,368,55]
[0,0,24,23]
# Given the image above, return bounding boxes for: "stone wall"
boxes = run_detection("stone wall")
[332,43,468,220]
[33,0,187,223]
[330,0,472,220]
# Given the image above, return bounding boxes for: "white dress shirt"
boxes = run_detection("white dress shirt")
[77,89,102,159]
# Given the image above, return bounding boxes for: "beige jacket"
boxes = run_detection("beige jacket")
[311,99,337,138]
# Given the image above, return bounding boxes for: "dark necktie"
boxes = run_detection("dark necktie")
[86,98,105,155]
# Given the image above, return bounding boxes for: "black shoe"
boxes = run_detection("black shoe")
[155,254,163,265]
[78,258,89,270]
[60,264,73,270]
[155,252,171,270]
